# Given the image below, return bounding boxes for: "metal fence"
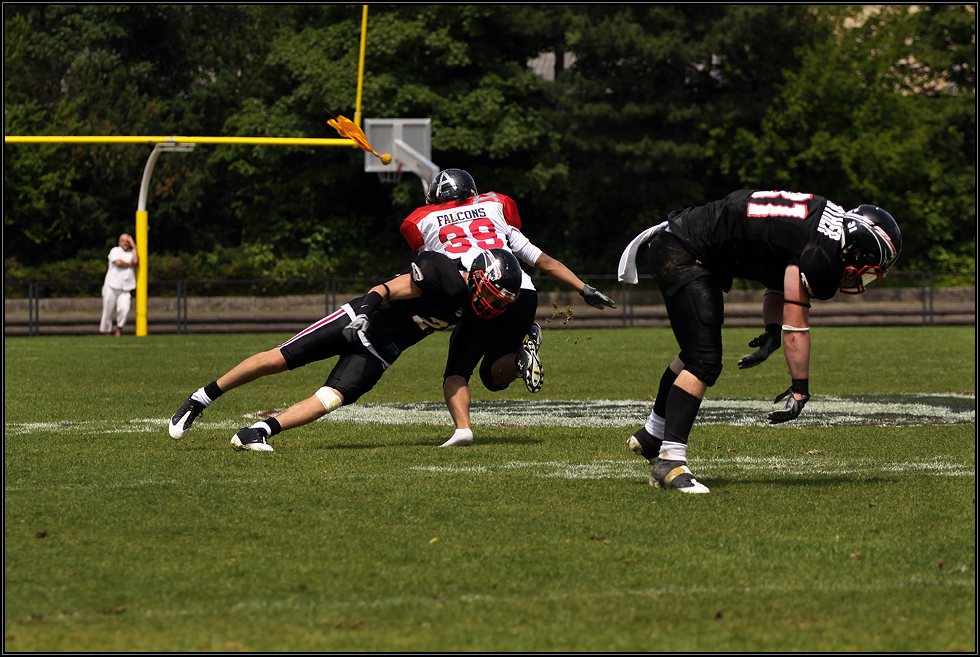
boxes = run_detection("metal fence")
[5,270,975,336]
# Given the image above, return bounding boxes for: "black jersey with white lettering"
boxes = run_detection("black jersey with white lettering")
[354,251,470,362]
[666,189,846,299]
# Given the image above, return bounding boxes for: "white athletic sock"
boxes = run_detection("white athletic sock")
[191,387,212,406]
[250,421,272,438]
[440,428,474,447]
[644,411,665,440]
[659,440,688,463]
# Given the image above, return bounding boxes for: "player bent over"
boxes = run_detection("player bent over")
[168,249,522,452]
[401,169,617,447]
[618,190,902,493]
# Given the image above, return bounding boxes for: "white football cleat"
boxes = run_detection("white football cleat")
[231,428,274,452]
[169,396,206,440]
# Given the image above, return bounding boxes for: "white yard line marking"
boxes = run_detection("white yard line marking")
[4,394,973,437]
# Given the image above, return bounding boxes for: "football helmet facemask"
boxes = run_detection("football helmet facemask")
[426,169,478,205]
[839,205,901,294]
[468,249,522,319]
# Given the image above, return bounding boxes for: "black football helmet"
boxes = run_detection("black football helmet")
[467,249,522,319]
[839,205,902,294]
[426,169,478,205]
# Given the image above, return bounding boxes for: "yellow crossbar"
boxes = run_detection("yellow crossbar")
[3,135,356,147]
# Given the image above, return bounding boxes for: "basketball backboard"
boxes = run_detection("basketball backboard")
[363,118,438,189]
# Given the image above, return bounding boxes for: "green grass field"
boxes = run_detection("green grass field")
[4,326,975,651]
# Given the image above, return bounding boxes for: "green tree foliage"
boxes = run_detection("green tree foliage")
[3,5,975,284]
[522,5,821,272]
[708,5,976,272]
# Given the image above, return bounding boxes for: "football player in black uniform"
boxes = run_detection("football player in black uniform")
[168,249,523,451]
[618,189,902,493]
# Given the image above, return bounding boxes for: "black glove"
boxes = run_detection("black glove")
[343,314,371,344]
[738,323,781,370]
[767,387,811,424]
[581,284,617,309]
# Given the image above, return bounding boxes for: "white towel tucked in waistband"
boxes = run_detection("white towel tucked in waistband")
[617,221,668,284]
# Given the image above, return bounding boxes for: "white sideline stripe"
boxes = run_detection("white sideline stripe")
[4,394,973,435]
[15,577,973,624]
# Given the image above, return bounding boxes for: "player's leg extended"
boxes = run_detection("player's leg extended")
[231,388,344,452]
[168,348,288,440]
[231,348,384,452]
[170,308,350,440]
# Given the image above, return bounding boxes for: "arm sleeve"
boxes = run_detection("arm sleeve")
[400,212,425,251]
[499,193,522,229]
[798,241,842,300]
[507,228,543,267]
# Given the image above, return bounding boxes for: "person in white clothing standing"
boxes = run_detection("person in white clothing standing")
[400,169,617,447]
[100,233,139,336]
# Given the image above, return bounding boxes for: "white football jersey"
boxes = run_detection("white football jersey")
[400,191,541,290]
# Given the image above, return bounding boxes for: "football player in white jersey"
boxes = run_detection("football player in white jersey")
[401,169,617,447]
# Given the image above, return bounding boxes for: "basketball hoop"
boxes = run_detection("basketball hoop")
[364,119,437,191]
[377,162,403,185]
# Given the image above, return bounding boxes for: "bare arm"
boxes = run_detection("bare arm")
[781,265,811,394]
[372,273,420,301]
[762,289,783,325]
[534,252,617,309]
[114,236,139,267]
[533,253,585,292]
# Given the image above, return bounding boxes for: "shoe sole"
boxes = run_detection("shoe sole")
[230,435,274,452]
[518,339,544,393]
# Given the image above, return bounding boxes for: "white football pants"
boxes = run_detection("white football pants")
[100,285,132,333]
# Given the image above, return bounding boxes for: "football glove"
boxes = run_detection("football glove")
[343,314,371,344]
[737,324,781,370]
[767,387,811,424]
[581,284,617,309]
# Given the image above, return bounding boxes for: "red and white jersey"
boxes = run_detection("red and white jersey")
[400,191,541,290]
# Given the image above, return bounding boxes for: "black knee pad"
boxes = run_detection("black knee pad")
[683,360,723,387]
[479,359,510,392]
